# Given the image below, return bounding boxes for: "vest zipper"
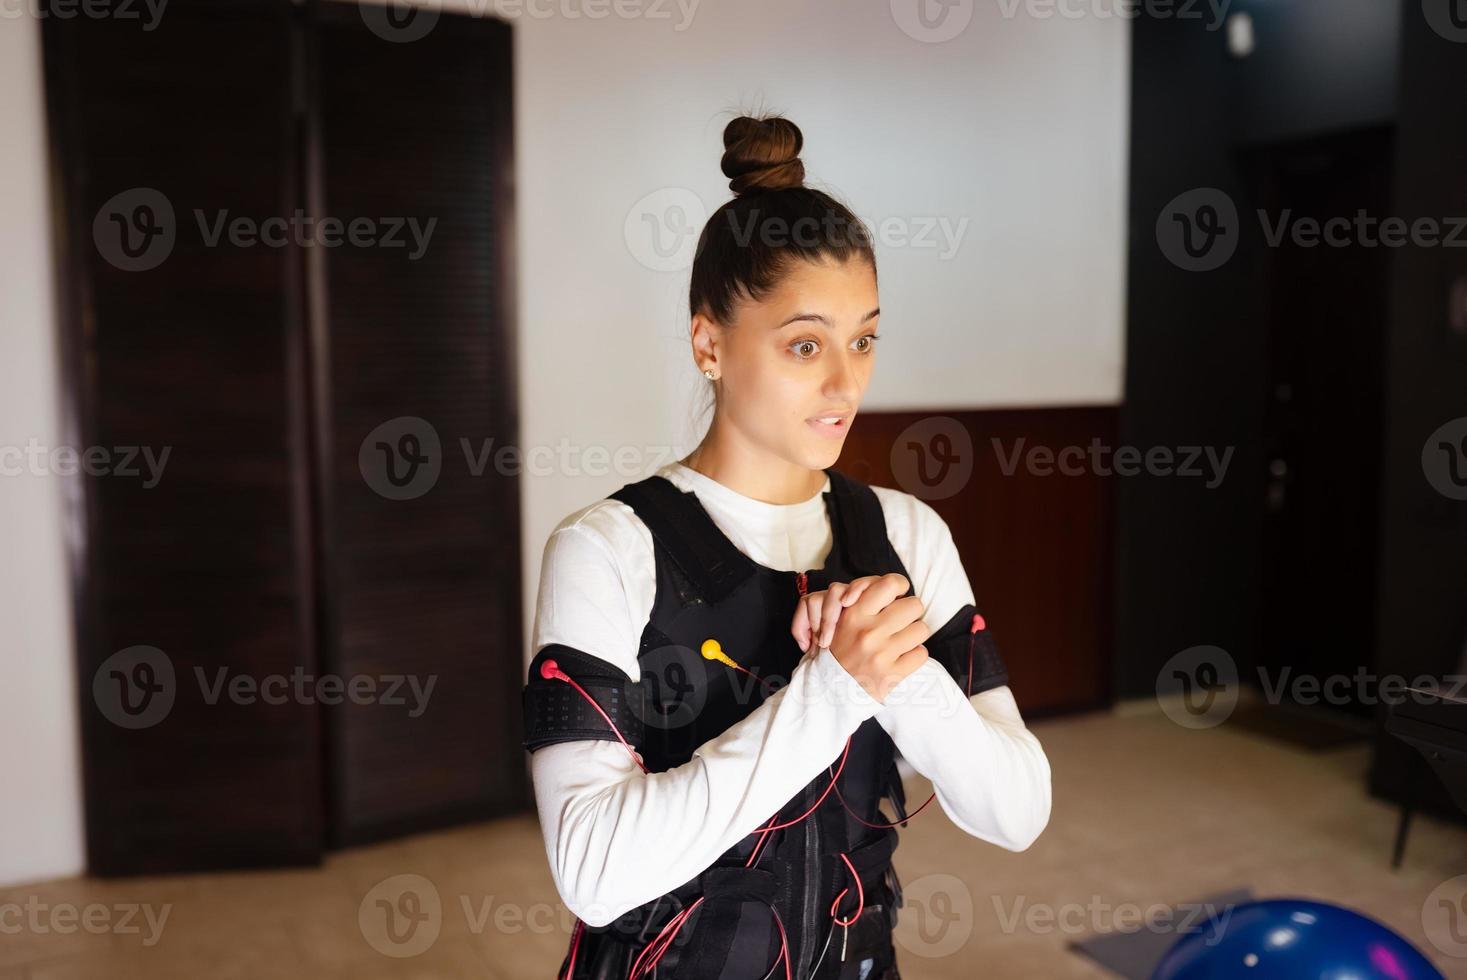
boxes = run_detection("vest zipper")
[793,569,821,978]
[801,799,822,977]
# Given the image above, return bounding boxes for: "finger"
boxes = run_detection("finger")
[791,594,813,651]
[841,576,878,606]
[887,619,933,654]
[819,598,841,651]
[802,593,827,652]
[873,595,928,635]
[891,645,928,679]
[850,573,912,618]
[819,583,848,648]
[862,592,921,639]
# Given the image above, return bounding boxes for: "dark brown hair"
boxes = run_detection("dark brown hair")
[689,114,877,327]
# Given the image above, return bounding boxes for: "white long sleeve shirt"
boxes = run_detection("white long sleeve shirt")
[528,461,1052,928]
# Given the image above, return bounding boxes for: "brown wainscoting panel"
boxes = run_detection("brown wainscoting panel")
[838,408,1117,716]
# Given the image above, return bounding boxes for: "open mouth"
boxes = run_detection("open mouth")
[807,415,850,436]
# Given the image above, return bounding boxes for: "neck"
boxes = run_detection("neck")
[681,420,828,505]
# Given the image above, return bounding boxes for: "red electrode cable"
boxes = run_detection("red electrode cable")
[827,611,986,830]
[829,853,865,927]
[541,656,795,979]
[546,574,987,978]
[540,658,648,774]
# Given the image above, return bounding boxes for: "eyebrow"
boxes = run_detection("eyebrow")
[775,307,881,329]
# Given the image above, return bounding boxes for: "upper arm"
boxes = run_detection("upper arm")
[530,512,648,681]
[872,487,1010,694]
[523,508,654,754]
[870,486,975,631]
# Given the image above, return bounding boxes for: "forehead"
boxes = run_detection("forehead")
[756,256,878,322]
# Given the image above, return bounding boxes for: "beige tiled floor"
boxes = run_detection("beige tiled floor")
[4,707,1466,979]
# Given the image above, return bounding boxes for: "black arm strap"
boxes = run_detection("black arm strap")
[522,643,646,753]
[925,603,1010,695]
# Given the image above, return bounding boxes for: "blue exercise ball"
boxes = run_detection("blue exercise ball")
[1152,898,1443,980]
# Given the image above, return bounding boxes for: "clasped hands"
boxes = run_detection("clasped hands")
[791,573,930,704]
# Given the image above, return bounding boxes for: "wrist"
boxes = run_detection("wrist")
[809,645,884,714]
[878,659,965,718]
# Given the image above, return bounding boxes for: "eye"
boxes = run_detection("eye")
[789,333,881,362]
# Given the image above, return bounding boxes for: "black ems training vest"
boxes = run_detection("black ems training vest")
[523,467,1009,980]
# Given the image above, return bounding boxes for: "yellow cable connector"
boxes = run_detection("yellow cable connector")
[700,638,741,671]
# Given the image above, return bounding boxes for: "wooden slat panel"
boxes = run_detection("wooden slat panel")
[309,4,526,844]
[45,0,321,874]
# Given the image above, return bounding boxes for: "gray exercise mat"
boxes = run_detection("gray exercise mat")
[1066,887,1256,979]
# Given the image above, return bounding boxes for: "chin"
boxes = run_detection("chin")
[800,440,844,470]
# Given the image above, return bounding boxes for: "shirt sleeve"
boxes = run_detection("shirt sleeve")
[526,512,887,928]
[874,664,1052,850]
[869,489,1053,851]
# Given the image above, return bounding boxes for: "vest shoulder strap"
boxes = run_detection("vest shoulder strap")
[825,467,913,583]
[607,467,911,604]
[609,474,756,606]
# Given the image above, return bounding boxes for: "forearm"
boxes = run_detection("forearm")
[531,647,881,927]
[875,661,1051,851]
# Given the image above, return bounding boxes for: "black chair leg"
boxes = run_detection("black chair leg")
[1391,802,1413,870]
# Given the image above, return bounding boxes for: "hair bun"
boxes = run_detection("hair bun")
[720,114,806,196]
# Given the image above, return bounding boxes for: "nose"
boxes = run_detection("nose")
[822,347,862,406]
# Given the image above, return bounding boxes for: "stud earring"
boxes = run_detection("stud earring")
[703,369,718,380]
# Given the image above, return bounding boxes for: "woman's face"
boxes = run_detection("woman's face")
[698,254,880,473]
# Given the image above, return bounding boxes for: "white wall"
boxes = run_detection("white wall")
[0,14,87,886]
[504,0,1131,659]
[1,0,1129,885]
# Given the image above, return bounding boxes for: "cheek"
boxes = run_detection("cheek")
[770,362,822,414]
[743,346,797,393]
[737,357,813,428]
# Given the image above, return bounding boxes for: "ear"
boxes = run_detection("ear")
[690,310,722,371]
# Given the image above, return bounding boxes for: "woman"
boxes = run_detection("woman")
[522,113,1052,980]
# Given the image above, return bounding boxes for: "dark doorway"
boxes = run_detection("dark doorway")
[1243,125,1395,723]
